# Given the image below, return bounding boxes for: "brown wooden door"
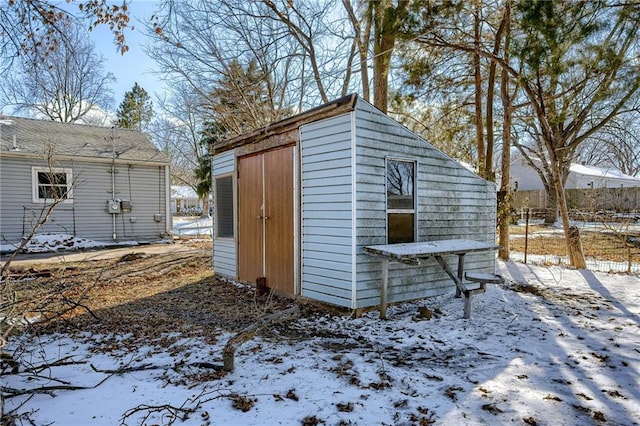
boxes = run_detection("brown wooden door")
[238,153,264,284]
[264,146,294,294]
[238,146,294,294]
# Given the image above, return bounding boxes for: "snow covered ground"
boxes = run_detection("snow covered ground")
[172,216,213,238]
[4,260,639,425]
[0,216,212,254]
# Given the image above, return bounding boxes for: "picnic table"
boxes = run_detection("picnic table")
[363,239,502,319]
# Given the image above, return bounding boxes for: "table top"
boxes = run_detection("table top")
[363,239,499,263]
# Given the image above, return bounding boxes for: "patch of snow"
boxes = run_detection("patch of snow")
[1,217,211,254]
[3,260,639,425]
[172,216,212,237]
[0,234,139,254]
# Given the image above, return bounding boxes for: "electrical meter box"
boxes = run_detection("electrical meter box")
[107,200,121,214]
[120,200,132,212]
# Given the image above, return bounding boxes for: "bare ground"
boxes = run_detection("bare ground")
[3,240,303,353]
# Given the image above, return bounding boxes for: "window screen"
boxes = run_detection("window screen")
[215,175,234,238]
[386,159,415,244]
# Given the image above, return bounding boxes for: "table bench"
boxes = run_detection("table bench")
[364,239,501,319]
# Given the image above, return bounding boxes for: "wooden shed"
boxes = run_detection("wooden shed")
[210,94,497,312]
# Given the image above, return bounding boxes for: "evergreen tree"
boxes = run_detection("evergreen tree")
[209,59,283,135]
[196,121,228,218]
[115,82,153,131]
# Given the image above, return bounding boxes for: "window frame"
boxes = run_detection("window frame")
[385,157,417,244]
[214,173,235,239]
[31,166,73,204]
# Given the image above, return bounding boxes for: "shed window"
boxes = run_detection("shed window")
[32,167,73,203]
[215,175,234,238]
[386,159,416,244]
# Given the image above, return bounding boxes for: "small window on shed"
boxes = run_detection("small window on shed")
[386,159,416,244]
[215,175,234,238]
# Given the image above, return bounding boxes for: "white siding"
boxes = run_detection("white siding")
[353,100,497,308]
[300,113,354,308]
[0,156,169,246]
[211,151,237,278]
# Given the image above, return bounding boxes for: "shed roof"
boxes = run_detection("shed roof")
[212,93,358,155]
[0,115,169,165]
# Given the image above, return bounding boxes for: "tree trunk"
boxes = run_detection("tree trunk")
[473,1,485,176]
[371,0,408,113]
[567,225,586,268]
[497,3,512,260]
[550,155,587,268]
[200,198,210,219]
[544,184,558,224]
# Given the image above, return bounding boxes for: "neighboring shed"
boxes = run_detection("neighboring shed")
[210,94,497,312]
[0,116,172,249]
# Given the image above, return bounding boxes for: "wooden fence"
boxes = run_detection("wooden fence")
[512,187,640,213]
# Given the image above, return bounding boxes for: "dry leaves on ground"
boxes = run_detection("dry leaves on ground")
[4,241,299,352]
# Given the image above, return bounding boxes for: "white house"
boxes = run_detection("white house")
[0,115,172,248]
[171,185,205,214]
[511,157,640,190]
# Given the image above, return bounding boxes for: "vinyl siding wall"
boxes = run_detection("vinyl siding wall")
[0,156,169,247]
[211,150,237,278]
[299,113,355,308]
[353,100,497,309]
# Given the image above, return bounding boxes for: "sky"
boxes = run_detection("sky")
[85,1,165,109]
[4,255,639,425]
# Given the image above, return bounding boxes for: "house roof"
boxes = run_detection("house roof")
[0,115,170,165]
[569,163,640,182]
[212,93,358,155]
[171,185,199,199]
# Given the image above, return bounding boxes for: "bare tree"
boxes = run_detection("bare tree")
[577,113,640,177]
[150,85,208,188]
[0,0,131,71]
[0,19,115,122]
[147,1,295,133]
[342,0,372,101]
[148,0,365,135]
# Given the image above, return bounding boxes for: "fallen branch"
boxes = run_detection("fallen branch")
[120,388,231,426]
[2,383,93,397]
[2,361,154,400]
[223,305,299,372]
[33,354,84,368]
[90,363,158,374]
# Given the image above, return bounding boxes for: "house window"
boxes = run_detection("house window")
[32,167,73,203]
[386,159,416,244]
[215,175,234,238]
